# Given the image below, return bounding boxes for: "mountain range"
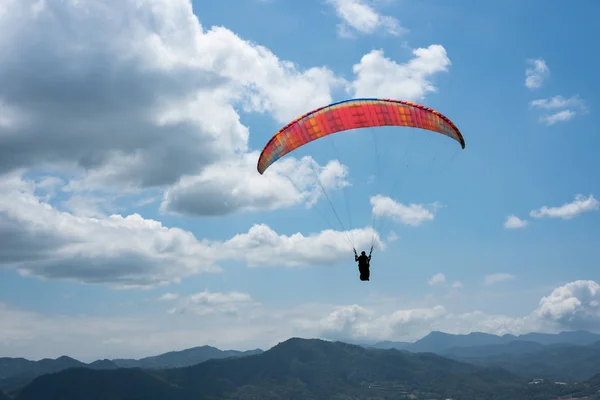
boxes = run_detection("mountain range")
[5,338,600,400]
[367,329,600,352]
[2,330,600,399]
[0,346,262,391]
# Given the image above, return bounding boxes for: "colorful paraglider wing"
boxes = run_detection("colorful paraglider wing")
[257,98,465,174]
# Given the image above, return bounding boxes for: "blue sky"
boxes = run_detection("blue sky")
[0,0,599,362]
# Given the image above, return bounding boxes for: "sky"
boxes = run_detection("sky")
[0,0,599,362]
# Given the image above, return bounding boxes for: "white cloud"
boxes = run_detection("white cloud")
[525,58,549,89]
[540,110,576,125]
[504,215,528,229]
[159,293,180,301]
[530,95,587,126]
[428,273,446,286]
[484,273,516,286]
[2,280,599,361]
[530,194,599,220]
[167,291,258,316]
[161,152,349,216]
[536,280,600,331]
[0,172,220,288]
[0,0,345,193]
[349,45,451,101]
[370,195,439,226]
[311,280,600,342]
[217,224,382,268]
[428,273,462,289]
[386,231,399,243]
[0,173,381,287]
[0,0,456,229]
[327,0,404,38]
[530,95,583,110]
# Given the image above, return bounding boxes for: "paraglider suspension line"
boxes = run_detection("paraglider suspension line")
[308,158,354,249]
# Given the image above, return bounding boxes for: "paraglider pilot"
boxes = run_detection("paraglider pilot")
[354,247,372,281]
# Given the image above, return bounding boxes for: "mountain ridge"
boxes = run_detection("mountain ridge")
[9,337,600,400]
[2,329,600,392]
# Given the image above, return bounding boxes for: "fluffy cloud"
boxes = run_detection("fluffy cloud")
[327,0,404,38]
[0,0,454,226]
[161,152,349,216]
[370,195,440,226]
[0,172,220,288]
[428,273,446,286]
[0,173,380,287]
[530,95,587,126]
[349,45,451,100]
[540,110,576,125]
[0,0,345,193]
[217,224,381,267]
[504,215,528,229]
[2,280,599,360]
[164,291,258,316]
[452,281,463,289]
[314,280,600,343]
[530,194,599,220]
[484,273,516,286]
[525,58,550,89]
[428,273,462,289]
[159,293,180,301]
[535,280,600,331]
[530,96,583,110]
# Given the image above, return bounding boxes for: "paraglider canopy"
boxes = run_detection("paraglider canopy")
[257,98,465,174]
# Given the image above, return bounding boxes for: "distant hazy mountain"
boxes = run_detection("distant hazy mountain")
[442,340,548,358]
[367,330,600,381]
[0,356,115,391]
[0,346,262,391]
[14,338,555,400]
[445,341,600,381]
[370,330,600,353]
[3,330,599,394]
[367,340,412,350]
[111,345,263,369]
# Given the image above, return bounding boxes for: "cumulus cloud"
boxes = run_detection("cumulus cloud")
[452,281,463,289]
[529,194,599,220]
[370,195,440,226]
[297,303,449,342]
[161,152,349,216]
[310,303,531,343]
[428,273,446,286]
[2,280,600,360]
[159,293,180,301]
[313,280,600,343]
[530,95,583,110]
[504,215,528,229]
[327,0,404,38]
[349,45,451,101]
[525,58,550,89]
[0,173,380,287]
[530,95,587,126]
[484,273,516,286]
[540,110,576,125]
[386,231,399,243]
[536,280,600,331]
[165,291,258,316]
[0,172,220,288]
[428,273,462,289]
[217,224,382,267]
[0,0,345,192]
[0,0,455,226]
